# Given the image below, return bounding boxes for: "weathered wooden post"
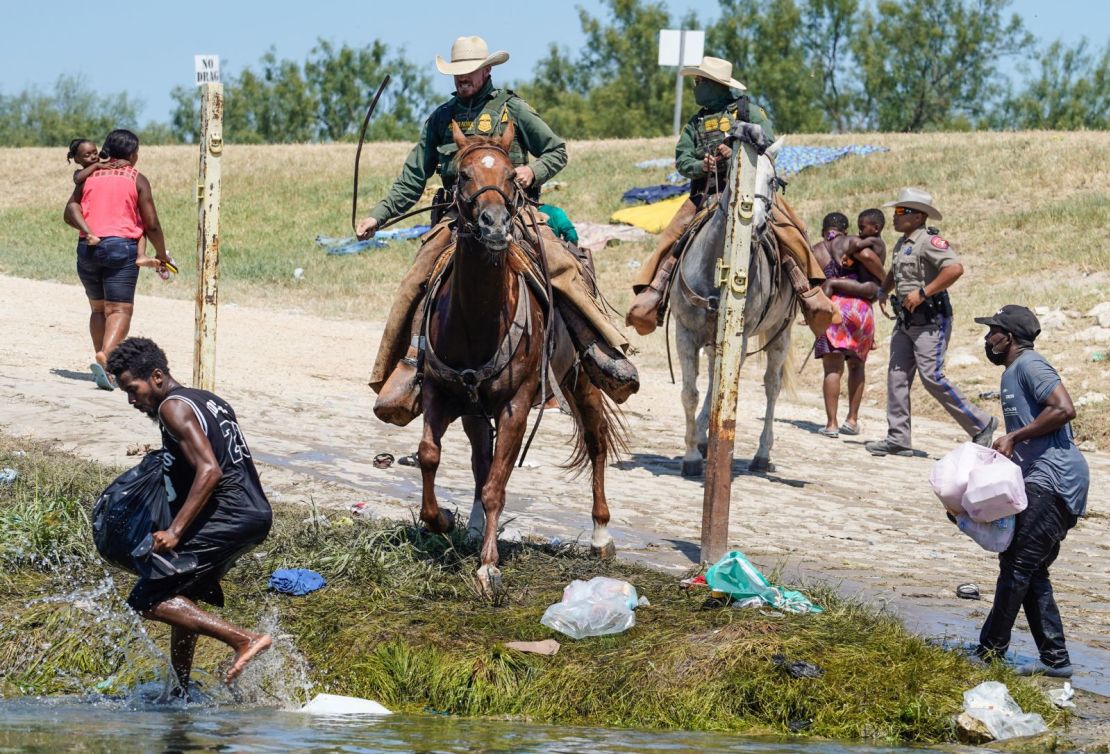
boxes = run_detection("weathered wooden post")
[193,82,223,390]
[700,135,759,564]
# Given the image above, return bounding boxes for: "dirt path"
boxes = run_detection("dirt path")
[2,275,1107,695]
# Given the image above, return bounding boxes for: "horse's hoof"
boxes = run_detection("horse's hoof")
[476,565,502,599]
[681,459,704,477]
[425,509,456,534]
[748,458,775,473]
[697,442,707,459]
[591,541,617,560]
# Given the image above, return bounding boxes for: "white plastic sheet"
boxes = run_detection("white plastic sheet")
[540,577,642,639]
[963,681,1047,741]
[957,513,1016,552]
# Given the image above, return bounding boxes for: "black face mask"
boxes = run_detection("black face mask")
[985,334,1011,366]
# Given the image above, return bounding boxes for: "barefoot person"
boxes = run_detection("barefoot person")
[973,305,1088,677]
[107,337,272,688]
[64,129,172,390]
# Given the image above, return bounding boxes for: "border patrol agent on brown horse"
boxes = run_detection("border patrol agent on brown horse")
[357,36,638,425]
[624,57,837,339]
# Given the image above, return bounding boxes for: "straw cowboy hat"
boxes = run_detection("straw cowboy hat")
[679,56,746,92]
[435,36,509,76]
[884,187,943,220]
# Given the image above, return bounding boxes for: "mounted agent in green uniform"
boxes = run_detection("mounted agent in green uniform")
[356,36,637,426]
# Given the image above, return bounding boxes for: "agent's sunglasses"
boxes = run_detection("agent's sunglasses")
[893,207,921,216]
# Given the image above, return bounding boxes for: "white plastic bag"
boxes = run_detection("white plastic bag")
[930,443,997,515]
[963,457,1028,523]
[540,576,641,639]
[963,681,1047,741]
[957,513,1015,552]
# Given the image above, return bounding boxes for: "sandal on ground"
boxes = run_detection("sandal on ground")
[838,422,860,436]
[372,452,394,469]
[89,363,114,391]
[817,427,839,438]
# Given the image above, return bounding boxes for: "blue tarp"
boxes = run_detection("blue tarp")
[269,568,326,596]
[626,145,889,204]
[316,225,431,256]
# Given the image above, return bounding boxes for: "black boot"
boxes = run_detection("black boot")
[559,304,639,404]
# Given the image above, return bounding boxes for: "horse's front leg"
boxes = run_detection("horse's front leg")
[461,415,493,541]
[418,384,458,533]
[476,377,539,597]
[569,370,615,559]
[750,327,790,473]
[677,315,705,477]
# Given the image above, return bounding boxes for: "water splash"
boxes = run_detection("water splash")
[231,602,315,709]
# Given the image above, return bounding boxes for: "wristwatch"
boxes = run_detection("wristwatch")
[918,286,927,299]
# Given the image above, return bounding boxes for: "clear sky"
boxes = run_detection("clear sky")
[2,0,1105,124]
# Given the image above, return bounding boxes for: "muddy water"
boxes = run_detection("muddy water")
[0,698,935,754]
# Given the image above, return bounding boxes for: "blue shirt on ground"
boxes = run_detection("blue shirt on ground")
[1000,350,1089,516]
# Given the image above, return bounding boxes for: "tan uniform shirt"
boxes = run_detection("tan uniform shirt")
[891,226,959,297]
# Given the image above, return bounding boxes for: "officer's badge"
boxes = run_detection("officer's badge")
[719,115,731,133]
[457,120,473,132]
[704,117,718,131]
[477,113,493,133]
[930,236,949,249]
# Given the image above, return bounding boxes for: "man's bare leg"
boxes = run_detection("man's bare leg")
[170,626,198,690]
[144,596,272,684]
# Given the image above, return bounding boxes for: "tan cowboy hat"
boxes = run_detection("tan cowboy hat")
[679,56,746,92]
[884,187,943,220]
[435,36,509,76]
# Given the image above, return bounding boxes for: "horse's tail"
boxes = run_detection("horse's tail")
[561,385,630,478]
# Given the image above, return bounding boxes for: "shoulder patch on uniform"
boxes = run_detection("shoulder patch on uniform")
[930,236,949,250]
[477,113,493,133]
[759,107,768,118]
[719,115,731,133]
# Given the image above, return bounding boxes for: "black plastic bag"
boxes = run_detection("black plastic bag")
[91,450,173,575]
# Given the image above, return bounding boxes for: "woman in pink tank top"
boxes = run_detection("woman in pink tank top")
[64,129,171,390]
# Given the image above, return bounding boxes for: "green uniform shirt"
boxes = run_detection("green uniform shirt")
[891,226,959,297]
[369,79,567,225]
[675,92,775,196]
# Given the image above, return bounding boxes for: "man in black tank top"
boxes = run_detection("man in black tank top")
[107,337,273,690]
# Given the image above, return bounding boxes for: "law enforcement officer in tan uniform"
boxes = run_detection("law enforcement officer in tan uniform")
[356,36,637,425]
[864,188,997,456]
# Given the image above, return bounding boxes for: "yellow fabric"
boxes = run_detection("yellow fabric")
[610,195,688,234]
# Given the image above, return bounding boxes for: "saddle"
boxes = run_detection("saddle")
[656,197,720,324]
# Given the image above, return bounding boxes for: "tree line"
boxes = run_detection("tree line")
[2,0,1108,147]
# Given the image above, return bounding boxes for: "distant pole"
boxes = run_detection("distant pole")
[700,136,759,564]
[193,81,223,391]
[672,30,686,137]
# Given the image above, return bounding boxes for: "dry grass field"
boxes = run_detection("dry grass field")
[2,132,1107,444]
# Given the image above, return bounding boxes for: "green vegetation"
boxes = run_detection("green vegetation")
[0,435,1062,742]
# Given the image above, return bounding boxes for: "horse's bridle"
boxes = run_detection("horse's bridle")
[452,143,523,236]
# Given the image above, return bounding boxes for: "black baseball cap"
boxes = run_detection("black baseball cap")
[974,305,1041,341]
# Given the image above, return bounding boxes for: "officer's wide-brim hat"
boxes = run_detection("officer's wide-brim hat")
[883,186,943,220]
[679,56,747,91]
[974,305,1042,341]
[435,36,509,76]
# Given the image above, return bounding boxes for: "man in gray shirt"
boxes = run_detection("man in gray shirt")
[972,305,1088,677]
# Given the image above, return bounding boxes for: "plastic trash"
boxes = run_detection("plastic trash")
[0,468,17,485]
[540,577,642,639]
[299,693,391,715]
[963,457,1028,523]
[963,681,1047,741]
[91,451,174,575]
[956,513,1015,552]
[705,551,823,614]
[929,442,997,514]
[1048,681,1075,709]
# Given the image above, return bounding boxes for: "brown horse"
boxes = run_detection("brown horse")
[417,121,622,596]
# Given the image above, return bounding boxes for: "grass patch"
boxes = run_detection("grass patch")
[0,434,1061,743]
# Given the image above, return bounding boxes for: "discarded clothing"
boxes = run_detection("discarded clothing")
[775,144,888,177]
[269,568,326,596]
[538,204,578,244]
[621,183,689,204]
[609,195,687,234]
[316,226,431,256]
[574,221,653,252]
[705,550,822,614]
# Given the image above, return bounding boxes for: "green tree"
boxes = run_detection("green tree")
[995,39,1110,129]
[855,0,1032,131]
[709,0,827,133]
[799,0,860,131]
[0,75,142,147]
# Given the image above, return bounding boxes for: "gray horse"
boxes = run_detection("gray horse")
[670,138,796,477]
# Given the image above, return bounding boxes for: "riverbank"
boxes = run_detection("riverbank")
[0,435,1066,746]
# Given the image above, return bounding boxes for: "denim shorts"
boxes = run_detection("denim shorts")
[76,237,140,303]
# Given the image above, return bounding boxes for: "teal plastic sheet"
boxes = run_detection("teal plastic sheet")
[705,550,822,614]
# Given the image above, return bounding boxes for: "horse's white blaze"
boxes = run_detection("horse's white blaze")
[481,155,495,168]
[591,523,612,549]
